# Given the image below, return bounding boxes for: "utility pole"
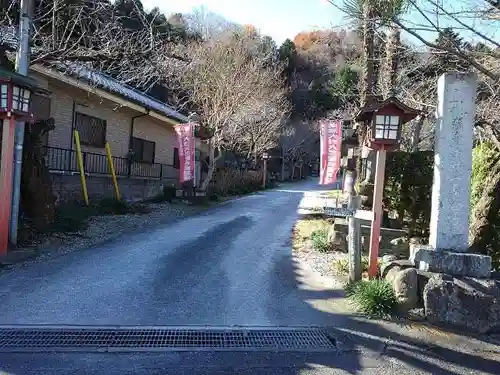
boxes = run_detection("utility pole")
[9,0,33,245]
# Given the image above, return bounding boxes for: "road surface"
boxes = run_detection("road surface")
[0,179,498,375]
[0,180,344,326]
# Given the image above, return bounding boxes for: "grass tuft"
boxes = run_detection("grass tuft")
[310,229,332,252]
[345,279,399,318]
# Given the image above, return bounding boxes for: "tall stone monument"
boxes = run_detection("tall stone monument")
[411,73,492,278]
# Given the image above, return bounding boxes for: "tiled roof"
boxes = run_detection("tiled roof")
[54,63,189,122]
[0,26,18,50]
[0,26,188,123]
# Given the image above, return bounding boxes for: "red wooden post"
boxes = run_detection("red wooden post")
[354,97,419,278]
[0,118,16,255]
[368,145,387,278]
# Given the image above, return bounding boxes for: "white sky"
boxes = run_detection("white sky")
[141,0,345,44]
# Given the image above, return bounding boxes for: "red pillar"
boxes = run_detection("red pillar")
[0,118,16,255]
[368,146,387,278]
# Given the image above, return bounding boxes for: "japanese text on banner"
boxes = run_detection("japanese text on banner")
[174,123,195,183]
[319,119,342,185]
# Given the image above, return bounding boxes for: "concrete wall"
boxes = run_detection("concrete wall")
[50,173,176,203]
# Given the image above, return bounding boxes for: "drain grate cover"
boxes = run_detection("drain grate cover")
[0,326,337,352]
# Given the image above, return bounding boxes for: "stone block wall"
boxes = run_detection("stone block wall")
[51,173,178,203]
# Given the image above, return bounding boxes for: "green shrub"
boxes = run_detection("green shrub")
[333,258,349,275]
[470,142,500,268]
[51,201,94,233]
[310,229,331,252]
[97,197,129,215]
[471,142,498,213]
[384,151,433,238]
[347,279,399,318]
[344,280,359,297]
[96,198,150,215]
[163,185,177,203]
[50,197,149,233]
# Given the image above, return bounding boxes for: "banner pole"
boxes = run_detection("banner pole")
[192,123,196,189]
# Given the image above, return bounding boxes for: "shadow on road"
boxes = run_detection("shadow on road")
[272,253,500,374]
[0,180,499,374]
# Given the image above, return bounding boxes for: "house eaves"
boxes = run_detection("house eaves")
[31,64,185,126]
[53,63,189,124]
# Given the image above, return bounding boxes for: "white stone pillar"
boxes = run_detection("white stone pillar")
[429,73,477,252]
[410,72,491,278]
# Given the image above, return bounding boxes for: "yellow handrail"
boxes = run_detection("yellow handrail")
[73,130,89,205]
[105,142,121,200]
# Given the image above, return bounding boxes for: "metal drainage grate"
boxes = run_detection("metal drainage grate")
[0,326,337,352]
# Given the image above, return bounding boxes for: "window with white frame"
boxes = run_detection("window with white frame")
[0,83,8,109]
[12,85,30,112]
[374,115,399,140]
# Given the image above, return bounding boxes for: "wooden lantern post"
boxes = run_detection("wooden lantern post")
[355,97,419,278]
[0,68,47,255]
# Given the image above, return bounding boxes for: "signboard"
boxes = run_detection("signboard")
[319,119,342,185]
[174,123,195,183]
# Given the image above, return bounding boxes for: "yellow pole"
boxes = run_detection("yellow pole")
[105,142,121,200]
[73,130,89,205]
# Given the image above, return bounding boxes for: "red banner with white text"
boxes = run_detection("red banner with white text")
[319,119,342,185]
[174,123,195,183]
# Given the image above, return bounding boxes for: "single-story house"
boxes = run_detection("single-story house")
[1,26,209,203]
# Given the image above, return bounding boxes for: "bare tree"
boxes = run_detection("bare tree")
[1,0,190,88]
[164,30,289,190]
[228,97,291,161]
[1,0,191,234]
[330,0,500,256]
[280,118,319,179]
[183,5,240,40]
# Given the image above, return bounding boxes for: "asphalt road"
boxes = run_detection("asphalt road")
[0,179,344,326]
[1,179,499,375]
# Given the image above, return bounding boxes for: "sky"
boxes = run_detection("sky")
[141,0,346,44]
[141,0,499,47]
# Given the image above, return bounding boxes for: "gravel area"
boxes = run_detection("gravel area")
[13,201,210,265]
[293,239,349,279]
[292,216,350,280]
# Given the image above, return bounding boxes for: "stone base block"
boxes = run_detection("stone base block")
[424,274,500,334]
[410,246,491,278]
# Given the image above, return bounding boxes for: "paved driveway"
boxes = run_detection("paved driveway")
[0,180,345,326]
[1,180,499,375]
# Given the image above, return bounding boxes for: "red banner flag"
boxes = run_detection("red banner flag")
[174,123,195,183]
[319,119,342,185]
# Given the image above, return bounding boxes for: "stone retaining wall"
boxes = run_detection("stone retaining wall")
[50,173,178,203]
